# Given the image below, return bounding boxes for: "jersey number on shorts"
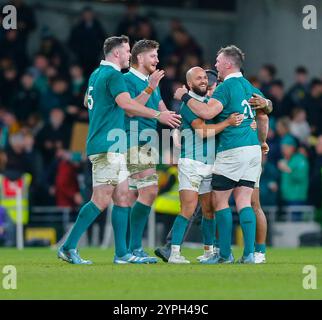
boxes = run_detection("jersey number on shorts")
[241,100,255,119]
[88,86,94,110]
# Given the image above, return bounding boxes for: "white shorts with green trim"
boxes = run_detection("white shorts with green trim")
[89,152,129,187]
[178,158,214,195]
[213,145,262,183]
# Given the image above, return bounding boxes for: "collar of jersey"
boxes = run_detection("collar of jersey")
[188,90,207,102]
[100,60,121,71]
[129,67,149,81]
[224,72,243,81]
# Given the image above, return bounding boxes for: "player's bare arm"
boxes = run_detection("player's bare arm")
[248,93,273,115]
[115,92,181,128]
[174,86,223,120]
[191,113,243,138]
[158,100,168,112]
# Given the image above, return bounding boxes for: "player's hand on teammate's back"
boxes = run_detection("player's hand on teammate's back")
[159,111,181,128]
[149,69,165,90]
[227,113,243,126]
[174,85,188,100]
[261,142,270,155]
[248,93,267,110]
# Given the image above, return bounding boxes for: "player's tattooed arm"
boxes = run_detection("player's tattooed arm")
[191,113,243,138]
[248,94,273,115]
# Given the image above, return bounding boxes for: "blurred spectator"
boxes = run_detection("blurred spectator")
[116,2,142,45]
[286,66,310,107]
[309,135,322,209]
[67,64,88,122]
[159,63,177,109]
[259,153,279,206]
[135,17,158,42]
[55,150,82,208]
[289,108,311,145]
[0,30,29,71]
[5,132,32,177]
[258,64,277,97]
[267,80,292,119]
[11,72,40,125]
[268,116,290,164]
[160,19,183,62]
[27,54,50,95]
[38,26,69,74]
[23,130,43,197]
[4,0,36,40]
[304,79,322,136]
[0,66,19,108]
[39,76,72,119]
[36,108,71,164]
[68,6,106,77]
[170,27,203,63]
[278,134,309,220]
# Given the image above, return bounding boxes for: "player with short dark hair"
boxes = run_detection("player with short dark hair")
[58,35,181,265]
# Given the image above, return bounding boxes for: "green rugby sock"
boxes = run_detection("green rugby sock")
[213,217,219,247]
[216,208,232,259]
[201,217,216,246]
[112,205,130,257]
[126,207,131,250]
[63,201,101,250]
[239,207,256,257]
[129,201,151,251]
[171,215,189,246]
[255,243,266,254]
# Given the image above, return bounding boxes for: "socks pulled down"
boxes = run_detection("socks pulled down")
[64,201,101,250]
[239,207,256,257]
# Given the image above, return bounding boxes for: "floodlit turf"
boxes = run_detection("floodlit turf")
[0,247,321,300]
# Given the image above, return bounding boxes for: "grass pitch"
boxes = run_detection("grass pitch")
[0,247,321,300]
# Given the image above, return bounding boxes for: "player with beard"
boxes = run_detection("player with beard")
[168,67,243,264]
[58,36,181,265]
[123,40,177,263]
[174,46,271,264]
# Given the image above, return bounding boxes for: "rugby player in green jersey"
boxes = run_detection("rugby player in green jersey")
[168,67,243,264]
[123,40,172,263]
[174,45,270,264]
[58,35,181,264]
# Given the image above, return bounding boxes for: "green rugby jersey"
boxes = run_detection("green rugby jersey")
[180,91,216,164]
[86,60,128,156]
[124,68,162,147]
[212,72,264,153]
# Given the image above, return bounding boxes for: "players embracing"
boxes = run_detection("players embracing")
[174,45,272,264]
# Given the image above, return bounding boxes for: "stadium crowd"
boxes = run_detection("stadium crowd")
[0,2,322,245]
